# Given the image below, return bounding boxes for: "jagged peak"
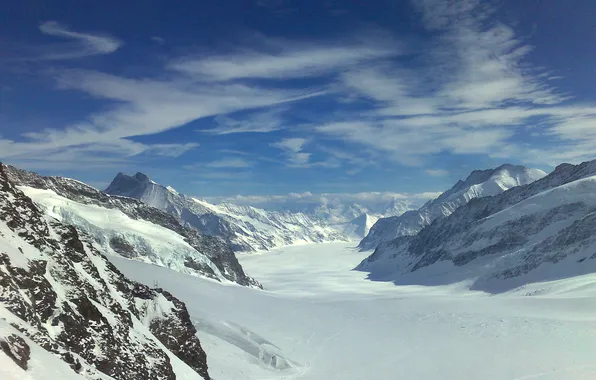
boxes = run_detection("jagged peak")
[554,162,574,172]
[133,172,151,182]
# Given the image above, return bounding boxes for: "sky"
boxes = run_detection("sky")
[1,0,596,203]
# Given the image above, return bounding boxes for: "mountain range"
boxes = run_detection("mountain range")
[4,165,260,288]
[358,164,547,251]
[0,164,211,379]
[357,159,596,293]
[4,158,596,379]
[104,172,348,252]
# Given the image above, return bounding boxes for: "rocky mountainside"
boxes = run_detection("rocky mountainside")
[0,164,210,379]
[357,159,596,293]
[358,164,547,251]
[105,173,347,252]
[4,166,260,288]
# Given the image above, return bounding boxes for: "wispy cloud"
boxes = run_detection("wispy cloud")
[36,21,122,60]
[205,190,442,210]
[425,169,449,177]
[0,67,318,166]
[6,5,596,178]
[271,137,312,166]
[205,158,253,168]
[151,36,165,44]
[169,34,400,81]
[312,0,596,168]
[201,107,287,135]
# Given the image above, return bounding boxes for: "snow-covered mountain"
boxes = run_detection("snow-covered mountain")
[0,164,211,379]
[332,213,380,240]
[105,173,348,252]
[289,197,413,225]
[358,164,547,251]
[357,159,596,292]
[295,196,412,239]
[5,165,260,288]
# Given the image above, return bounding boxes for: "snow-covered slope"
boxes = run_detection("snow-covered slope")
[0,164,210,379]
[358,164,546,251]
[331,213,380,240]
[293,196,413,225]
[4,166,260,288]
[105,173,347,252]
[357,159,596,292]
[111,242,596,380]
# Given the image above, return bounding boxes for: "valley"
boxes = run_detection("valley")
[112,243,596,380]
[3,2,595,379]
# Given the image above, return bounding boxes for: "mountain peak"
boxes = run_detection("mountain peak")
[105,171,159,199]
[133,172,151,182]
[359,163,546,251]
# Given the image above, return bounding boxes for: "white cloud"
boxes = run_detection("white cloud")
[340,67,438,116]
[271,137,312,166]
[7,6,596,174]
[169,36,400,81]
[205,191,442,211]
[205,158,253,168]
[202,108,287,135]
[0,67,320,166]
[36,21,122,60]
[151,36,165,44]
[312,0,594,168]
[425,169,448,177]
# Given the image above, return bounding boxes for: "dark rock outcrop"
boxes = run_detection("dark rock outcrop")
[0,164,210,379]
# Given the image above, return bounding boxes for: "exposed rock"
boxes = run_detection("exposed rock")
[359,164,546,251]
[0,334,31,370]
[105,172,347,252]
[0,163,210,379]
[4,165,260,289]
[357,159,596,292]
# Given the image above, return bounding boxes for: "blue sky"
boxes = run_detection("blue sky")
[1,0,596,202]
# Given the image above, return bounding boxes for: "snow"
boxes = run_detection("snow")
[359,165,547,250]
[17,186,222,278]
[109,242,596,380]
[482,175,596,229]
[0,319,102,380]
[104,172,347,252]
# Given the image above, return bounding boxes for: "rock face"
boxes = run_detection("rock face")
[5,165,260,288]
[357,159,596,292]
[105,173,347,252]
[1,334,30,370]
[358,164,546,251]
[0,164,210,379]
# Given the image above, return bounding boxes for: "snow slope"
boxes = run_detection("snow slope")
[0,165,210,379]
[329,213,380,241]
[105,173,348,252]
[19,186,226,280]
[0,319,96,380]
[358,159,596,293]
[359,164,546,251]
[5,165,259,288]
[111,242,596,380]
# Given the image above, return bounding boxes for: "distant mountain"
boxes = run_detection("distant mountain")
[333,213,380,239]
[0,163,211,379]
[356,159,596,293]
[105,173,347,252]
[5,165,260,288]
[358,164,547,251]
[205,193,417,240]
[302,197,413,226]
